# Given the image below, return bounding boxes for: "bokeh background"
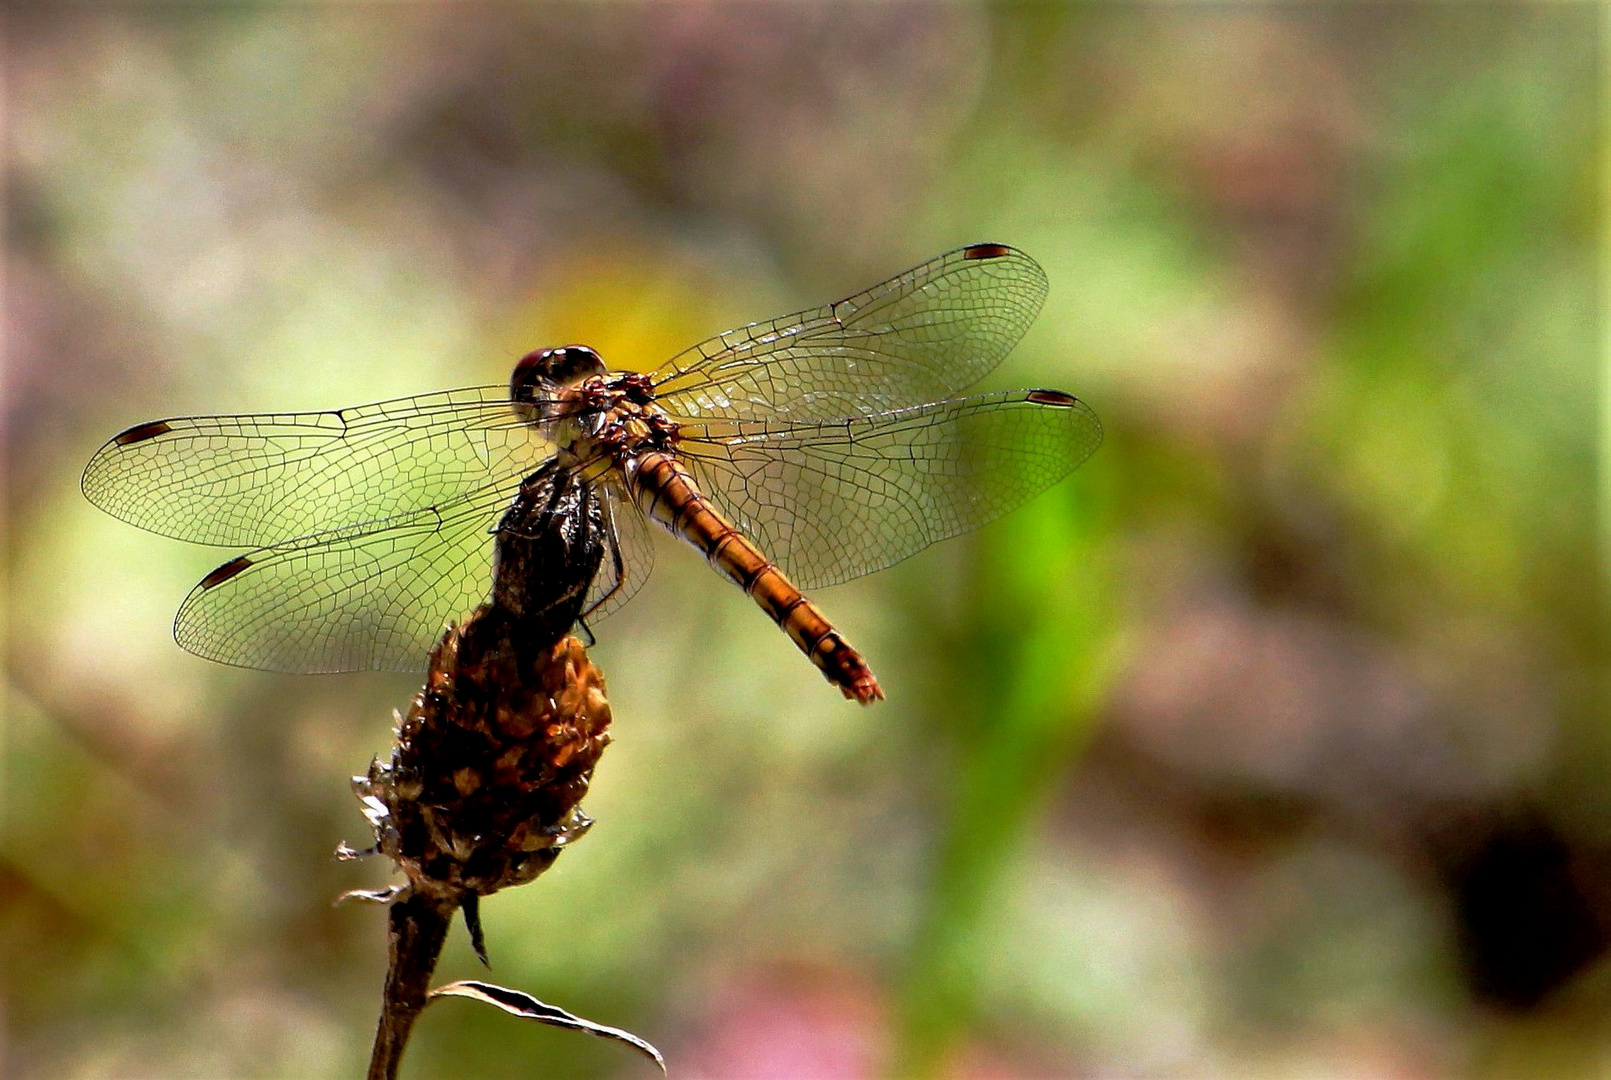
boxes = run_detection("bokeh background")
[5,5,1604,1078]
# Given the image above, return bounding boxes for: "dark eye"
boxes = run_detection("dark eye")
[555,346,606,381]
[510,346,605,397]
[511,349,550,395]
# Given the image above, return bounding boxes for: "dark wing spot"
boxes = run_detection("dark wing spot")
[1025,389,1079,407]
[962,243,1013,261]
[199,556,253,589]
[114,420,174,446]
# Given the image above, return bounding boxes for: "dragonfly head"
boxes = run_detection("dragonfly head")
[512,345,607,394]
[511,345,608,425]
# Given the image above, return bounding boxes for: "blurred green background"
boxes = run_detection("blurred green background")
[5,5,1604,1078]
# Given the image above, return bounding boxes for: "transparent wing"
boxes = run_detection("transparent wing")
[580,476,657,624]
[651,244,1047,423]
[82,386,552,547]
[174,487,514,673]
[677,389,1102,590]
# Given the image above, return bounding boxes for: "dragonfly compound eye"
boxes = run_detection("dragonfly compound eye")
[511,346,610,426]
[511,346,606,397]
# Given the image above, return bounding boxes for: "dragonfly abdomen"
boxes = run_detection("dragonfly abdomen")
[628,450,883,704]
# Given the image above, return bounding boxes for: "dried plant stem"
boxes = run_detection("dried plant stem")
[369,891,458,1080]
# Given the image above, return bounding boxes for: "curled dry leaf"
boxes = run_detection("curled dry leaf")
[334,840,379,861]
[429,979,665,1073]
[336,886,406,906]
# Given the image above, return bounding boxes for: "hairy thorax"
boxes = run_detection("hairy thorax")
[510,347,680,487]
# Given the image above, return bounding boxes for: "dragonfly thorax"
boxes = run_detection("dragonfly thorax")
[524,365,679,486]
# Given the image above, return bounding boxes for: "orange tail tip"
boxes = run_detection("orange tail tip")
[825,640,883,704]
[843,673,885,705]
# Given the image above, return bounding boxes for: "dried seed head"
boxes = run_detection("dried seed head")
[355,609,612,902]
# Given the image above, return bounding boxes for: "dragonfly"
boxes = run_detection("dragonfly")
[82,244,1102,703]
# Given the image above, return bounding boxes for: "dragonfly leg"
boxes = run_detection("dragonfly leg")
[578,499,631,624]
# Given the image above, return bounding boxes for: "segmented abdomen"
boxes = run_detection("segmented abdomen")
[628,450,882,704]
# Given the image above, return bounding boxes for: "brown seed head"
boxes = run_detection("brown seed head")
[354,608,612,901]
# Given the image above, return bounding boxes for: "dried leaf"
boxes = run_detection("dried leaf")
[357,793,391,829]
[429,979,665,1072]
[336,886,406,905]
[462,892,490,967]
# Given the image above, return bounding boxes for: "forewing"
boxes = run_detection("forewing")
[651,245,1047,423]
[677,390,1101,590]
[83,387,551,547]
[174,487,512,673]
[580,477,656,624]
